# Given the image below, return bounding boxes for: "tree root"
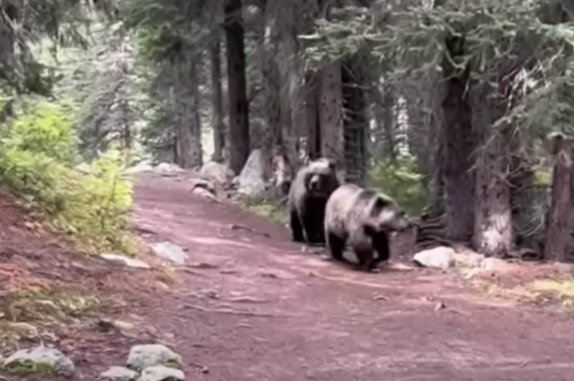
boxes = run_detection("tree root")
[182,303,285,318]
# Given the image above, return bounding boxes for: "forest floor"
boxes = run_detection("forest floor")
[2,172,574,380]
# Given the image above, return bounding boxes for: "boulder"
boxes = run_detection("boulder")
[99,366,139,381]
[200,161,235,187]
[138,366,185,381]
[237,149,267,197]
[126,344,182,371]
[2,346,75,378]
[413,246,455,270]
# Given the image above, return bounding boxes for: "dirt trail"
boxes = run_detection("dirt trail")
[132,174,574,381]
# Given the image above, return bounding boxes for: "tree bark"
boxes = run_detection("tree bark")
[210,38,226,163]
[161,52,203,169]
[441,35,476,242]
[319,61,345,173]
[544,136,574,262]
[224,0,250,174]
[305,71,321,160]
[342,59,368,185]
[471,82,513,257]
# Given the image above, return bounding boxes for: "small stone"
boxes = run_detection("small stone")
[150,242,188,266]
[480,257,512,272]
[127,344,182,371]
[98,366,139,381]
[138,366,184,381]
[413,246,455,270]
[100,253,151,269]
[2,346,75,377]
[434,302,446,311]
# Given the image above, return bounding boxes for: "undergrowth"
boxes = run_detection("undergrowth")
[238,196,288,225]
[0,99,136,254]
[368,154,428,215]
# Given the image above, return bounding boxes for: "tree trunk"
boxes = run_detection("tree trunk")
[0,2,16,87]
[441,36,476,242]
[380,81,397,162]
[259,0,283,153]
[471,82,513,257]
[224,0,250,174]
[210,38,226,163]
[319,61,345,174]
[342,59,368,185]
[544,136,574,262]
[168,53,203,169]
[305,71,321,160]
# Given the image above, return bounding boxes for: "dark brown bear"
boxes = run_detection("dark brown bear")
[324,183,412,271]
[287,158,340,245]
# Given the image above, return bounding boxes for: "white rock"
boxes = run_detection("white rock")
[480,257,509,271]
[413,246,455,270]
[127,344,182,371]
[3,346,75,377]
[200,161,234,186]
[150,242,188,265]
[453,251,485,268]
[138,366,184,381]
[237,149,267,197]
[125,162,154,175]
[154,163,183,176]
[99,366,139,381]
[75,162,92,174]
[100,253,151,269]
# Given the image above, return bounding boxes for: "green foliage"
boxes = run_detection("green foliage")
[367,154,428,215]
[239,197,288,225]
[0,101,136,255]
[3,102,77,162]
[301,1,574,140]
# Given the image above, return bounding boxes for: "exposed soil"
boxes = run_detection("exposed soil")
[3,173,574,380]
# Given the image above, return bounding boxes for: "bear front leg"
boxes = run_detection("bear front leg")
[302,214,326,246]
[290,210,305,243]
[371,233,390,267]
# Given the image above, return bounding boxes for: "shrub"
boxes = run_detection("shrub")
[0,101,136,254]
[367,154,428,215]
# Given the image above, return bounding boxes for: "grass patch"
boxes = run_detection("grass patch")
[155,264,177,285]
[238,196,288,225]
[4,361,54,377]
[470,274,574,309]
[529,277,574,309]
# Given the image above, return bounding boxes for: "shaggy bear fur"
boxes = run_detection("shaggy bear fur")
[324,183,412,271]
[287,158,340,245]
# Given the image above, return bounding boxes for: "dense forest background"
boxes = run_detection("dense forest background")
[1,0,574,262]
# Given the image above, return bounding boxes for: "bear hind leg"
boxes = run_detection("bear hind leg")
[354,247,376,272]
[326,232,346,261]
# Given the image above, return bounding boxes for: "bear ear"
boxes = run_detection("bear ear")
[372,195,391,213]
[326,158,337,171]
